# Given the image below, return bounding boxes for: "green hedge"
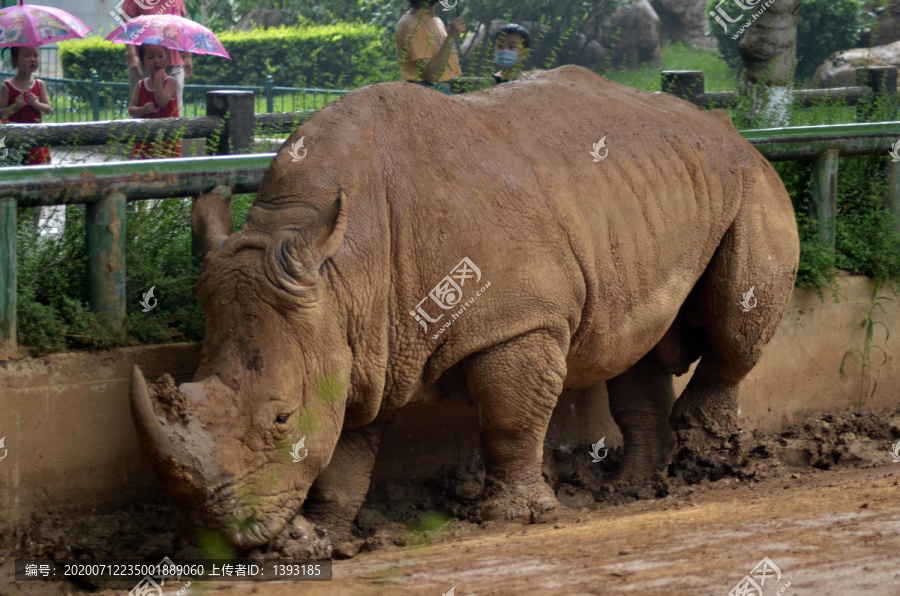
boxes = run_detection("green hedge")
[58,22,395,91]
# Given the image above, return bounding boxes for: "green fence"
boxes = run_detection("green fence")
[2,120,900,350]
[0,70,349,122]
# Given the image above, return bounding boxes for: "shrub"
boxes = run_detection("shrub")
[707,0,862,81]
[16,192,256,355]
[59,22,393,93]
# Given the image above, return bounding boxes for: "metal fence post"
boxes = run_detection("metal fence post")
[205,90,255,156]
[856,66,898,122]
[91,69,100,121]
[810,149,839,248]
[265,75,274,113]
[0,197,16,352]
[86,192,126,330]
[661,70,705,107]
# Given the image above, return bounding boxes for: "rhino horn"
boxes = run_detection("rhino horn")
[268,193,347,294]
[130,366,227,505]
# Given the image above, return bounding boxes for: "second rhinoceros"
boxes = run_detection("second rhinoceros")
[130,65,799,550]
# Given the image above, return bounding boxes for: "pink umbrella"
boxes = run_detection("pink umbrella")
[0,0,91,46]
[105,14,230,60]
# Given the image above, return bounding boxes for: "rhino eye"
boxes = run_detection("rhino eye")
[274,413,290,424]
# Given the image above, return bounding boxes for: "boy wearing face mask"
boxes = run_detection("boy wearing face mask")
[493,24,531,84]
[396,0,466,95]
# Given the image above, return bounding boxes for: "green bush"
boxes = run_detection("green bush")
[59,22,393,93]
[772,155,900,294]
[16,193,255,355]
[707,0,861,81]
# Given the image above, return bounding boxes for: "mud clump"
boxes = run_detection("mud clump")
[551,408,900,506]
[148,373,192,424]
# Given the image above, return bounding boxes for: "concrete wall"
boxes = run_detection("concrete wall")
[2,276,898,529]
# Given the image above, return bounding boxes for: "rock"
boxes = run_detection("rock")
[608,0,663,68]
[651,0,716,50]
[813,40,900,87]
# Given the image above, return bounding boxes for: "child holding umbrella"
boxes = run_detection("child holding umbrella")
[128,43,181,159]
[0,2,91,165]
[0,46,51,164]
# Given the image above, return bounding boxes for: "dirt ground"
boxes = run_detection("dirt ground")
[4,409,900,595]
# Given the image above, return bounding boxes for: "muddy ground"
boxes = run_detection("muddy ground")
[3,408,900,595]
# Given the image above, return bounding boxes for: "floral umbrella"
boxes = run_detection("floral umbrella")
[105,14,230,60]
[0,0,91,47]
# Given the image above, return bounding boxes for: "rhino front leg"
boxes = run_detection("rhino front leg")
[606,353,677,482]
[303,422,387,553]
[464,329,566,523]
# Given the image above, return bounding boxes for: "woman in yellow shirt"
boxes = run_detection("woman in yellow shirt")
[395,0,466,95]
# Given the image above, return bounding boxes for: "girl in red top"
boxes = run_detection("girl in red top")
[128,43,181,159]
[0,47,52,165]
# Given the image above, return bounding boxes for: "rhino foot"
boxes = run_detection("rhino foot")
[477,476,560,523]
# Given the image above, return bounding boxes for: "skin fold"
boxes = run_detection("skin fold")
[131,65,800,552]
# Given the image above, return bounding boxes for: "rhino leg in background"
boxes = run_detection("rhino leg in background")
[670,168,799,450]
[606,354,677,482]
[464,329,566,523]
[303,423,387,549]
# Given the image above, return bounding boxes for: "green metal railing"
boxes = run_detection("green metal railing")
[0,70,349,122]
[2,121,900,350]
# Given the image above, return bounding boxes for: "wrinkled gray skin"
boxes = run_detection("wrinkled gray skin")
[130,65,799,552]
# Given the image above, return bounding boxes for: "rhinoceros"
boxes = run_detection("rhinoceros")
[130,65,799,551]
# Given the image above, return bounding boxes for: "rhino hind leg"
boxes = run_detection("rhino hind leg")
[464,329,567,523]
[670,168,799,451]
[606,353,678,482]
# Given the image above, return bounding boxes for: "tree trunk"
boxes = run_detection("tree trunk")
[738,0,801,127]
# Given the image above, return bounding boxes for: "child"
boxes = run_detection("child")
[0,46,52,165]
[128,43,181,159]
[492,24,532,85]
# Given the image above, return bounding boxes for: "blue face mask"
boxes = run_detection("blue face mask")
[494,49,519,69]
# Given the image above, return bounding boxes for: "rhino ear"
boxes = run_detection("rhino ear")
[270,193,347,293]
[306,192,347,264]
[191,186,234,256]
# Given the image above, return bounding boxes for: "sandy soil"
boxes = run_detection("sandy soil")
[172,465,900,595]
[4,409,900,596]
